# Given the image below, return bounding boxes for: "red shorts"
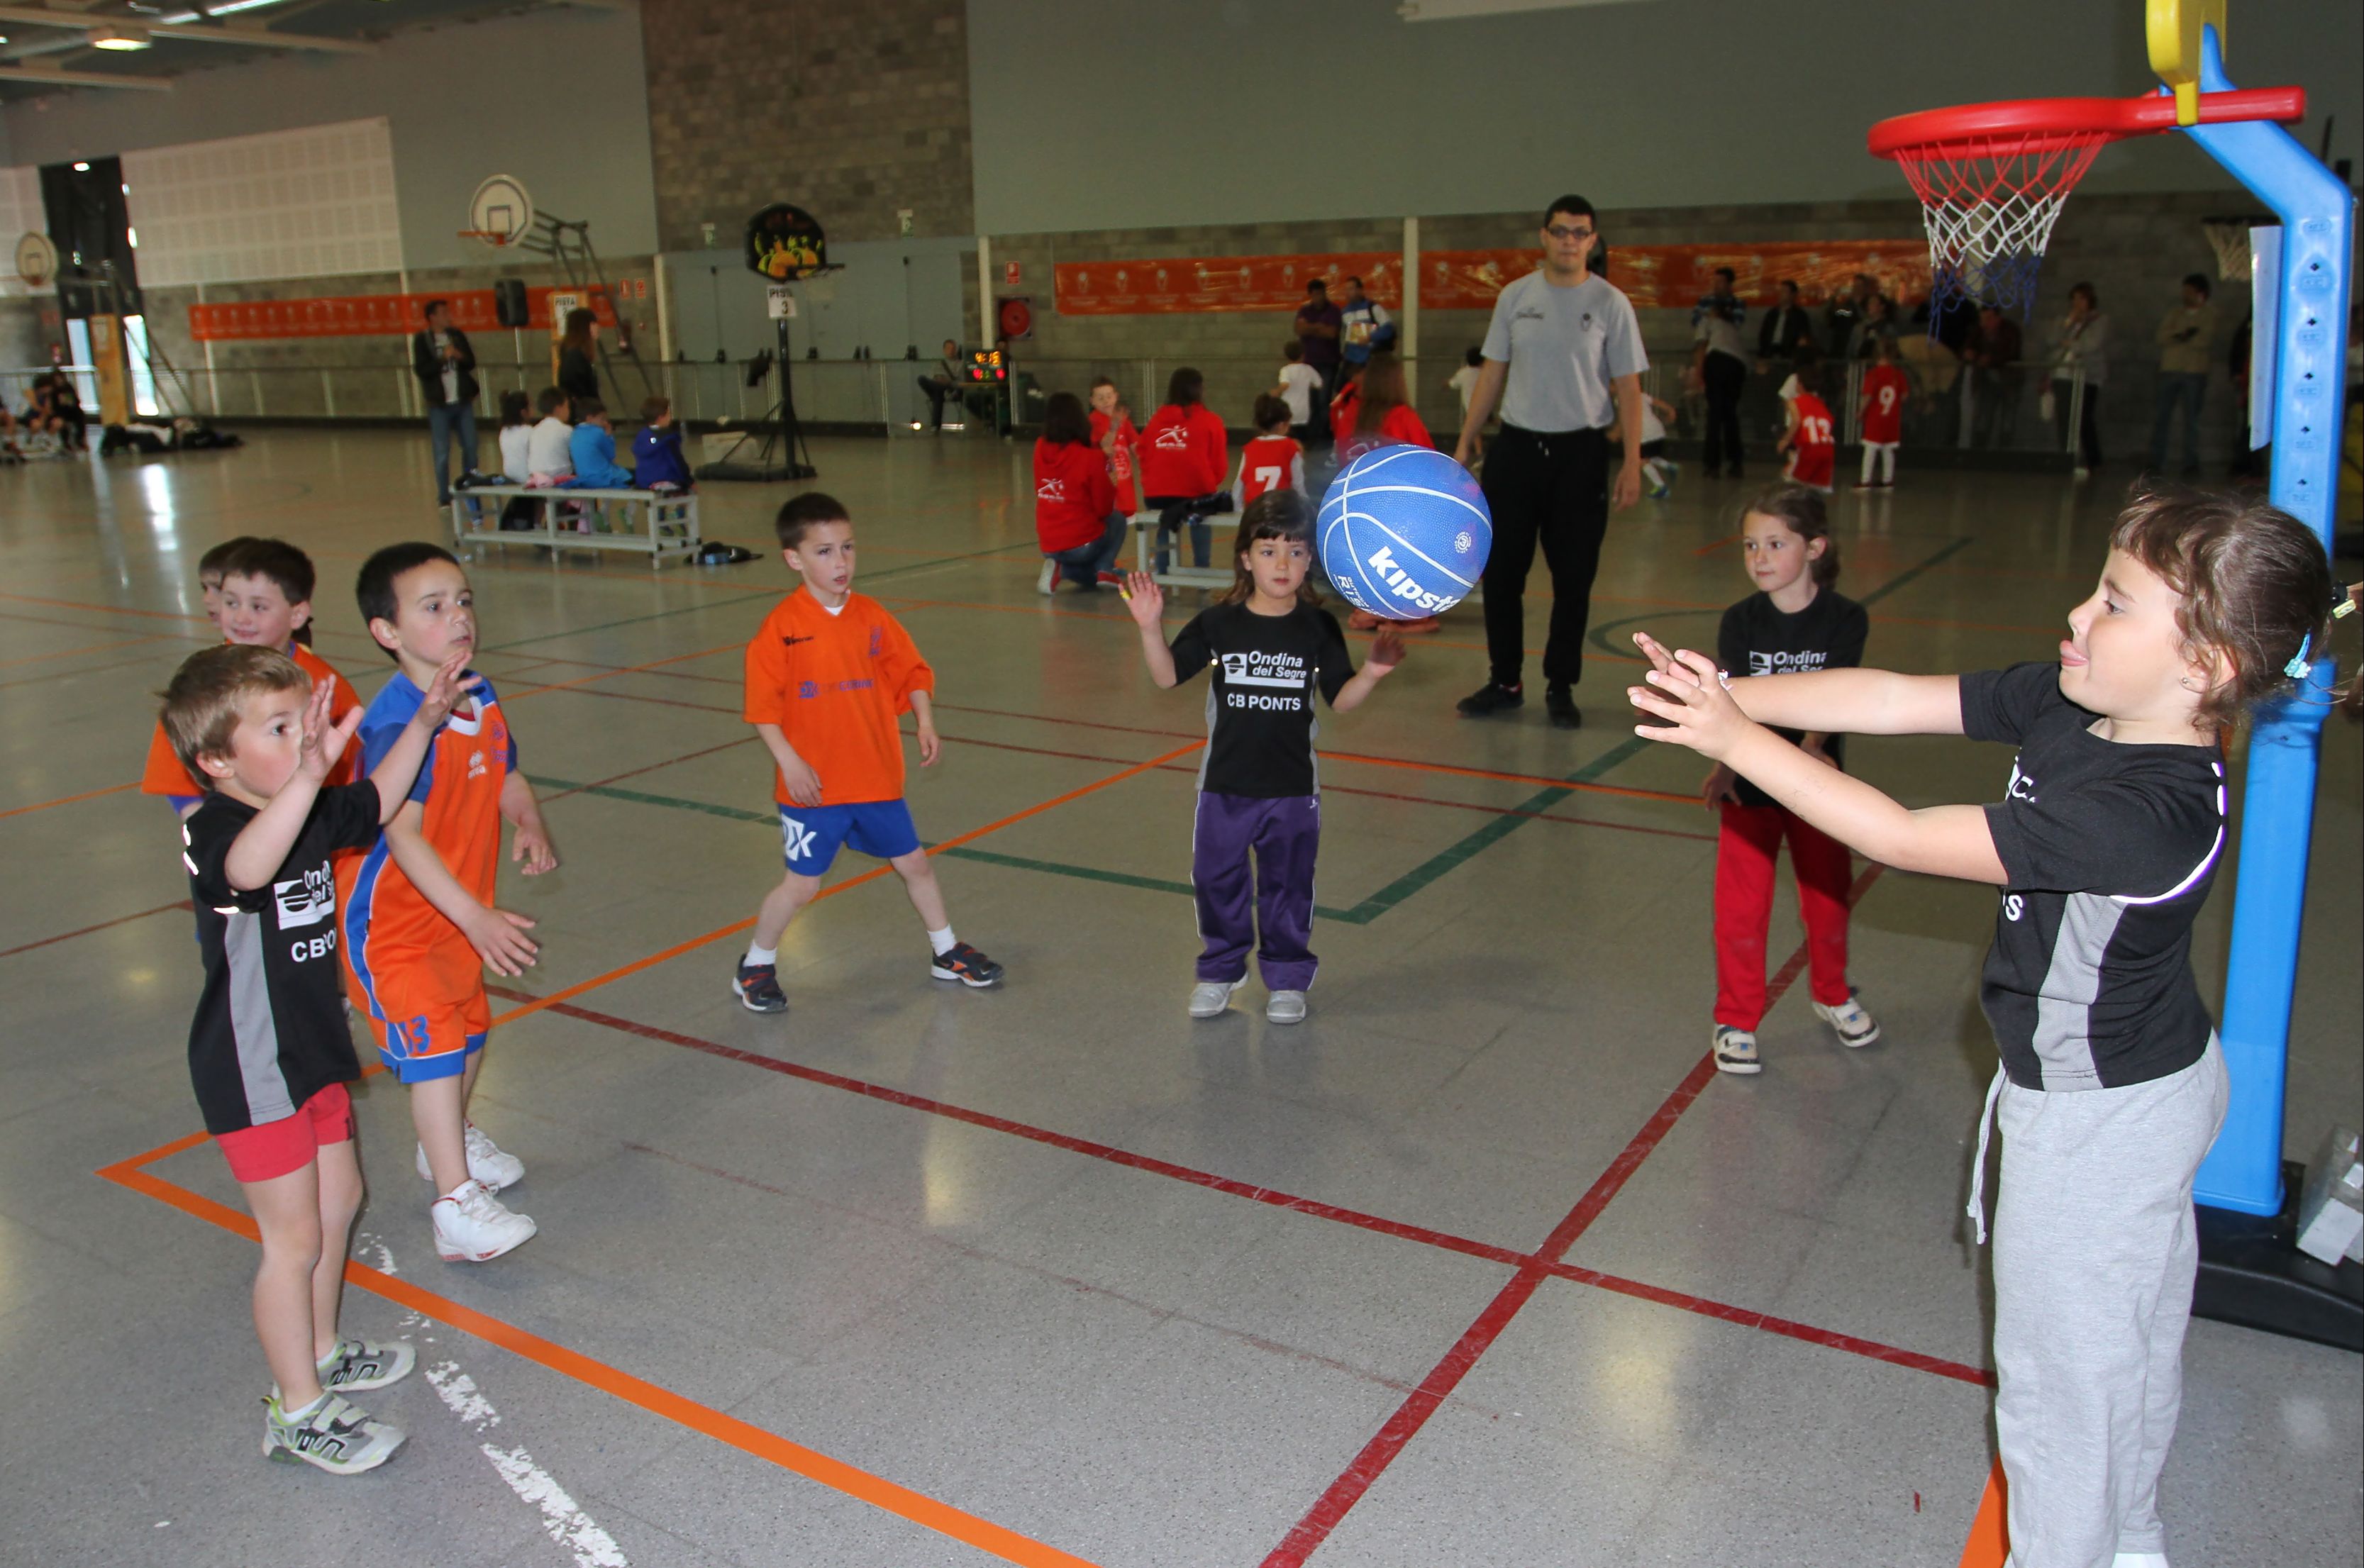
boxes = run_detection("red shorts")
[364,984,490,1084]
[215,1082,355,1184]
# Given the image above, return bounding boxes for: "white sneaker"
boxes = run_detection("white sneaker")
[415,1123,524,1191]
[1713,1024,1761,1075]
[1188,979,1243,1018]
[431,1179,536,1263]
[1265,990,1307,1025]
[1036,558,1057,595]
[1812,994,1881,1048]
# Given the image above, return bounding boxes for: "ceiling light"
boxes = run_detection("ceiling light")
[72,162,90,172]
[90,26,155,50]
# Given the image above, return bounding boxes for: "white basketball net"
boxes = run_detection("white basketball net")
[2201,219,2255,281]
[1893,130,2111,317]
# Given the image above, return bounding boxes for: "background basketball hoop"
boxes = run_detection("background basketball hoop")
[463,173,535,250]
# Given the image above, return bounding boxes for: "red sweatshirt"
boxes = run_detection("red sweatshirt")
[1137,403,1228,498]
[1033,437,1119,553]
[1090,408,1141,513]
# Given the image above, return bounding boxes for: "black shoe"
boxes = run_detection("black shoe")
[1456,681,1524,718]
[733,962,787,1013]
[931,941,1004,988]
[1545,686,1582,729]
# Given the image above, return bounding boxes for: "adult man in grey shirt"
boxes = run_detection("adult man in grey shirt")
[1452,194,1648,728]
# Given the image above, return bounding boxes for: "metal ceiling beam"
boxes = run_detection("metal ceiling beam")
[0,6,372,52]
[0,60,173,87]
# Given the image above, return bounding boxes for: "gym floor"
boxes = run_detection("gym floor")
[0,431,2355,1567]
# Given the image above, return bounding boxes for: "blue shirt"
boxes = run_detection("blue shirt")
[565,423,633,488]
[632,424,692,489]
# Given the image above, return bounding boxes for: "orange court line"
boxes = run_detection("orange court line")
[1691,533,1740,556]
[0,633,175,669]
[0,590,211,625]
[94,1142,1106,1568]
[488,740,1205,1028]
[0,781,136,821]
[1959,1459,2009,1567]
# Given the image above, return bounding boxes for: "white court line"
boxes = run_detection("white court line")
[358,1230,631,1568]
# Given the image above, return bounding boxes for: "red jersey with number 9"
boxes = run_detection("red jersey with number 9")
[1786,394,1837,490]
[1860,365,1909,445]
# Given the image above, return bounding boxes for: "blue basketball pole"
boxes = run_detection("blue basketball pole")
[2172,26,2352,1222]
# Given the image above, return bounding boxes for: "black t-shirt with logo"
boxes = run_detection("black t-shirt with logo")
[1717,587,1868,808]
[1169,601,1355,797]
[1961,662,2224,1092]
[182,782,382,1134]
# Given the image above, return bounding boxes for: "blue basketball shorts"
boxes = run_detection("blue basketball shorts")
[777,799,921,875]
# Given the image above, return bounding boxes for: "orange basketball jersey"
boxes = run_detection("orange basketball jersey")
[142,643,362,801]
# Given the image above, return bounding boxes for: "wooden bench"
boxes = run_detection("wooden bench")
[448,485,702,568]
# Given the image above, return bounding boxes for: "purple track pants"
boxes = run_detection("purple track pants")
[1192,791,1320,991]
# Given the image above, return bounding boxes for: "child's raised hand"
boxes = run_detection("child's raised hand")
[1630,647,1750,758]
[1121,572,1164,627]
[1630,631,1702,685]
[298,677,360,783]
[1366,625,1406,672]
[415,648,481,730]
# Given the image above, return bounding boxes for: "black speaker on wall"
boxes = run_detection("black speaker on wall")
[38,156,139,319]
[492,279,530,328]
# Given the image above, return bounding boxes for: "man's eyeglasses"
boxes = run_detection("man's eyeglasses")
[1545,224,1595,242]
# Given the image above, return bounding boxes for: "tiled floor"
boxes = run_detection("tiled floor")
[1,430,2355,1567]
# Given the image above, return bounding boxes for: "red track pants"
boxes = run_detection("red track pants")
[1714,800,1854,1030]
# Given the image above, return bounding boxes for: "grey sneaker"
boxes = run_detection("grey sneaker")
[1265,990,1308,1025]
[262,1392,405,1474]
[307,1338,415,1396]
[1813,994,1882,1048]
[1189,979,1244,1018]
[1712,1024,1761,1075]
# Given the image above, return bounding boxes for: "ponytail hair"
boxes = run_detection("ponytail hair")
[1743,482,1840,590]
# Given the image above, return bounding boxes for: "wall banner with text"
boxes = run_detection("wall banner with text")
[189,286,617,342]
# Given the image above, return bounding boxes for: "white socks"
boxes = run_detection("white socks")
[744,943,777,967]
[928,926,957,957]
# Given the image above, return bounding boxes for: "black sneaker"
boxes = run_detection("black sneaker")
[931,942,1005,988]
[1456,681,1524,718]
[733,962,787,1013]
[1545,686,1582,730]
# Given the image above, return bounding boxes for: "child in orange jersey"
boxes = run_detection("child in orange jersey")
[733,494,1006,1015]
[143,539,362,819]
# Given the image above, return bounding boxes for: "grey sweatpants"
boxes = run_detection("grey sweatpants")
[1991,1039,2228,1568]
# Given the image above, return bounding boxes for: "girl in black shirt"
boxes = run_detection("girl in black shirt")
[1628,488,2334,1568]
[1701,485,1875,1074]
[1125,494,1403,1025]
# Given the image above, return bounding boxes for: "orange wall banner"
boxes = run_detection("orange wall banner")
[1054,241,1931,316]
[1053,252,1401,316]
[188,287,617,342]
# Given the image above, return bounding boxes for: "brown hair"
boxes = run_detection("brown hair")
[1741,482,1841,590]
[221,538,316,608]
[1165,367,1204,408]
[775,491,850,551]
[640,394,670,422]
[1218,491,1322,608]
[1040,390,1092,446]
[2108,485,2335,732]
[1355,353,1408,427]
[1252,393,1292,432]
[197,535,260,582]
[160,645,310,786]
[560,307,597,360]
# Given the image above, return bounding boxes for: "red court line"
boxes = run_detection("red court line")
[1692,532,1740,556]
[1548,1263,1993,1387]
[534,736,763,806]
[487,740,1204,1028]
[531,683,741,717]
[93,1142,1107,1568]
[0,899,190,961]
[0,782,135,820]
[501,640,745,701]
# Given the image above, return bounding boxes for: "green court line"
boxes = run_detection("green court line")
[527,775,774,824]
[1853,535,1975,606]
[1585,534,1979,656]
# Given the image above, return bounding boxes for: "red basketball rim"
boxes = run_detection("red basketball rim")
[1868,85,2303,159]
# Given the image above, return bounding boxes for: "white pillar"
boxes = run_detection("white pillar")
[975,235,994,347]
[654,252,675,366]
[1400,216,1420,365]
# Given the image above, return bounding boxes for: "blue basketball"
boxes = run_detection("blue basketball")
[1316,446,1492,621]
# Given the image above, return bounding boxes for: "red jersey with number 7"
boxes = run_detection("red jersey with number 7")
[1860,365,1909,445]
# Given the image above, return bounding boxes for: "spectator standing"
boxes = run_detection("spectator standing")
[1758,280,1817,364]
[1294,282,1345,443]
[1855,292,1902,360]
[1692,267,1748,335]
[1338,276,1397,379]
[916,339,964,433]
[2151,273,2219,477]
[556,308,601,410]
[1694,287,1750,478]
[2047,283,2110,477]
[1452,194,1649,730]
[1966,305,2026,447]
[411,300,481,510]
[1826,272,1877,360]
[1275,342,1323,443]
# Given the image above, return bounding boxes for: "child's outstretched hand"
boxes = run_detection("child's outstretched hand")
[414,648,481,732]
[1628,645,1752,760]
[1121,572,1164,628]
[1631,631,1702,685]
[1365,625,1406,673]
[297,677,362,784]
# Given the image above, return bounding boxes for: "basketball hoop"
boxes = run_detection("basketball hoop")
[1868,86,2302,317]
[456,229,517,250]
[465,173,535,251]
[2200,214,2272,281]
